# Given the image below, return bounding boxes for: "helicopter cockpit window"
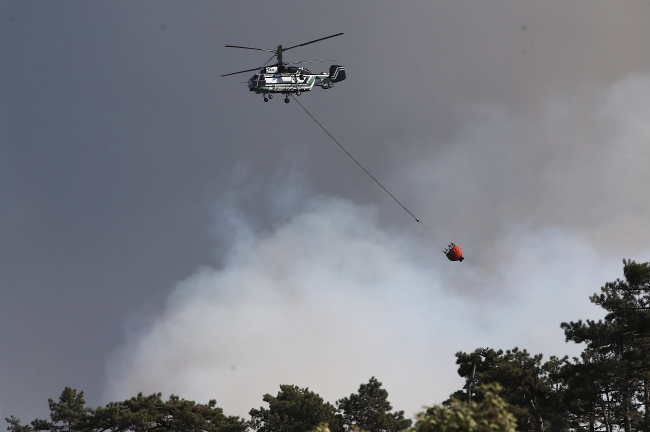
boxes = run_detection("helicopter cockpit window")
[287,66,299,73]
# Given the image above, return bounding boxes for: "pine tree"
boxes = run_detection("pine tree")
[561,260,650,432]
[453,348,503,403]
[337,377,412,432]
[249,385,343,432]
[451,348,567,432]
[5,388,93,432]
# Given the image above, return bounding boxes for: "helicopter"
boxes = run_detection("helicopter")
[221,33,346,103]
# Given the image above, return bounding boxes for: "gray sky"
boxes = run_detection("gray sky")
[2,0,650,422]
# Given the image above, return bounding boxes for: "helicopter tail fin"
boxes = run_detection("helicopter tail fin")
[329,65,346,82]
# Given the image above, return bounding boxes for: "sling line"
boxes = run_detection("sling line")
[290,94,448,248]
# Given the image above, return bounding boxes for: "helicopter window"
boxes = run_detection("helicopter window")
[287,66,299,73]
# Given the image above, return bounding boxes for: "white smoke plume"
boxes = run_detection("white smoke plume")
[398,72,650,260]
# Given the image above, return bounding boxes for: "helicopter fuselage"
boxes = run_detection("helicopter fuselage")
[247,66,334,95]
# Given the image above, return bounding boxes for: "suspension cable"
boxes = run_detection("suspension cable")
[290,94,448,249]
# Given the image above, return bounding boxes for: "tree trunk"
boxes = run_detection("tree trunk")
[603,388,612,432]
[536,412,545,432]
[623,390,632,432]
[529,398,544,432]
[467,362,476,404]
[643,374,650,432]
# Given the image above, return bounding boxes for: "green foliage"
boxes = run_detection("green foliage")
[5,416,35,432]
[337,377,412,432]
[453,349,503,403]
[414,384,516,432]
[560,259,650,432]
[5,387,246,432]
[249,385,343,432]
[42,387,91,432]
[311,423,334,432]
[623,260,650,287]
[93,392,246,432]
[558,349,618,432]
[452,348,567,432]
[6,388,93,432]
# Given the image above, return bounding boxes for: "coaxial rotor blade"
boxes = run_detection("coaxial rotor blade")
[221,66,264,77]
[224,45,276,53]
[283,33,343,51]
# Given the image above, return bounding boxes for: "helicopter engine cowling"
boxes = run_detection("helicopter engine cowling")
[329,65,346,82]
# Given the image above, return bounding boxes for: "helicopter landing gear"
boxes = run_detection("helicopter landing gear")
[263,96,268,102]
[296,90,301,96]
[268,94,273,99]
[284,96,290,103]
